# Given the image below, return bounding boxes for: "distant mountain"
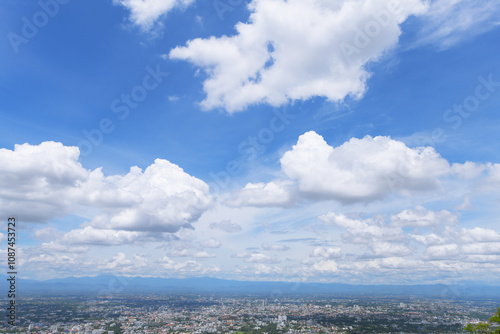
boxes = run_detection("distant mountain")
[4,275,500,298]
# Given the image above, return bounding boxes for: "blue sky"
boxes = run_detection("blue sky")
[1,0,500,284]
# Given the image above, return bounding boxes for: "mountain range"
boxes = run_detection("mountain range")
[4,275,500,298]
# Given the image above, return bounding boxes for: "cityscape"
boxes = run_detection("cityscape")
[2,292,500,333]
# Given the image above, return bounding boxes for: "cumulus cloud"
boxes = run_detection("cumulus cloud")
[311,246,342,259]
[390,205,458,228]
[462,242,500,255]
[158,256,220,275]
[458,227,500,243]
[60,227,141,245]
[252,264,283,276]
[231,132,451,206]
[170,249,191,257]
[412,224,500,262]
[321,208,499,264]
[320,211,413,259]
[232,252,250,258]
[0,142,88,223]
[201,239,222,248]
[84,159,212,232]
[93,253,156,275]
[40,241,89,254]
[193,251,217,258]
[423,244,461,260]
[113,0,195,29]
[209,220,243,233]
[414,0,500,50]
[169,0,427,112]
[227,181,297,207]
[366,242,412,258]
[33,227,62,241]
[409,233,446,246]
[281,132,450,203]
[0,141,212,233]
[27,253,78,266]
[322,212,406,244]
[313,260,339,273]
[244,253,281,264]
[232,132,500,208]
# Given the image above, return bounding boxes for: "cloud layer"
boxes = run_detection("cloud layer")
[0,142,212,233]
[232,131,451,206]
[170,0,428,112]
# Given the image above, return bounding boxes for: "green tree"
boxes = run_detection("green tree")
[489,307,500,334]
[465,307,500,334]
[465,322,492,333]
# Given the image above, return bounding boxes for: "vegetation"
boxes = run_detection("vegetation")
[465,307,500,333]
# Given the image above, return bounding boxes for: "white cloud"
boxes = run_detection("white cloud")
[245,253,280,264]
[459,227,500,243]
[158,256,215,274]
[450,162,500,193]
[60,227,141,245]
[92,253,151,275]
[27,253,78,266]
[313,260,338,273]
[252,264,283,276]
[390,205,458,228]
[169,0,427,112]
[114,0,195,29]
[367,242,412,258]
[209,220,243,233]
[227,181,297,207]
[84,159,212,232]
[231,132,451,207]
[453,196,473,211]
[451,161,488,179]
[423,244,461,260]
[410,233,446,246]
[0,142,213,237]
[0,142,88,223]
[280,132,450,203]
[33,227,62,241]
[462,242,500,255]
[233,252,250,258]
[311,246,342,259]
[170,249,191,257]
[320,211,410,259]
[321,212,406,246]
[414,0,500,49]
[40,241,89,253]
[201,238,222,248]
[193,251,217,258]
[262,243,290,251]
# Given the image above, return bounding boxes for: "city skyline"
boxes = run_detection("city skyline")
[1,0,500,284]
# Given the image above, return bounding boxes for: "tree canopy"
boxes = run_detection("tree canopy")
[465,307,500,334]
